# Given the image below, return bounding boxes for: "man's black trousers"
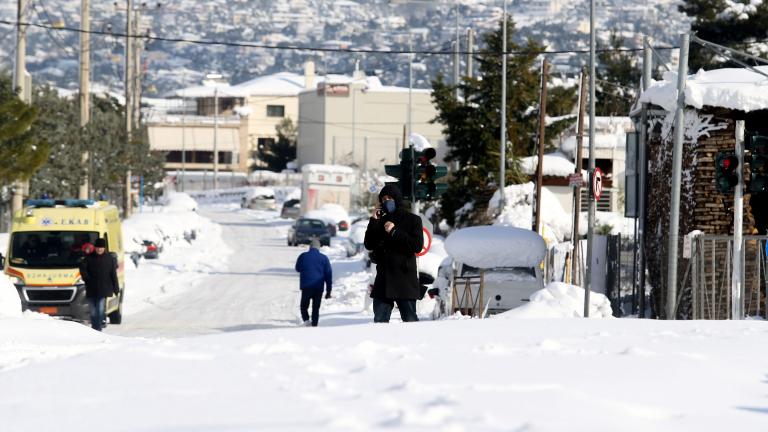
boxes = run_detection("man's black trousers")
[300,289,323,326]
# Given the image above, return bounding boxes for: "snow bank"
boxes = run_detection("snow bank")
[0,274,21,318]
[160,191,198,212]
[497,282,613,319]
[640,67,768,113]
[187,186,299,205]
[122,201,230,315]
[301,164,355,174]
[489,183,572,243]
[445,225,546,269]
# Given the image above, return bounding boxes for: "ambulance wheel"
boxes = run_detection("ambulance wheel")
[108,292,123,325]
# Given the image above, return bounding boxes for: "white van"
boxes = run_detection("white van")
[436,226,546,317]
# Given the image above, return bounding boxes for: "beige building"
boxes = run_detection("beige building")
[297,71,446,171]
[146,71,315,177]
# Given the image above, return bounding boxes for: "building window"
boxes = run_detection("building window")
[266,105,285,117]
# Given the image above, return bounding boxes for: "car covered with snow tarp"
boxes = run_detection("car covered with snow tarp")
[437,225,546,317]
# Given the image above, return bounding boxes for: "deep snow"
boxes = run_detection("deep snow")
[1,197,767,431]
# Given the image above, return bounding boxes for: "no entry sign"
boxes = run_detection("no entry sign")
[417,227,432,257]
[592,167,604,200]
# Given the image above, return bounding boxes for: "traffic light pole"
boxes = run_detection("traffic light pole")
[732,121,745,320]
[666,33,690,320]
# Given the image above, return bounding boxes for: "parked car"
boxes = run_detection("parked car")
[241,187,277,210]
[435,226,547,317]
[280,199,301,219]
[287,218,331,247]
[141,240,160,259]
[304,204,350,237]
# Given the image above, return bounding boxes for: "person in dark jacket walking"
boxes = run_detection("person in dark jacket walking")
[294,238,333,327]
[80,238,119,331]
[364,184,423,323]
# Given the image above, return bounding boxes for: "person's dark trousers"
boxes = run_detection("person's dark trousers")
[88,297,106,331]
[373,298,394,323]
[300,289,323,327]
[395,299,419,322]
[373,298,419,323]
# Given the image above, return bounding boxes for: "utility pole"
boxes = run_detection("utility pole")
[571,70,587,286]
[213,87,219,190]
[124,0,134,217]
[499,0,508,212]
[637,36,652,317]
[181,93,186,192]
[454,1,460,99]
[732,121,745,320]
[13,0,30,215]
[407,40,412,140]
[666,33,690,320]
[466,28,474,79]
[585,0,596,318]
[78,0,91,200]
[534,59,549,234]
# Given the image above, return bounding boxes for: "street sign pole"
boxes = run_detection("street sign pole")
[732,121,745,319]
[585,0,596,318]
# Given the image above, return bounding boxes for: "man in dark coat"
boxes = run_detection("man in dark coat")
[80,238,119,331]
[294,238,333,327]
[364,184,423,323]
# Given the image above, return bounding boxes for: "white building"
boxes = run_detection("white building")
[296,70,446,172]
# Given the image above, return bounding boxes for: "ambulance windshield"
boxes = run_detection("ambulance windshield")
[10,231,99,268]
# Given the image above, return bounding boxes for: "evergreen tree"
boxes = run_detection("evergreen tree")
[28,90,163,205]
[431,17,576,227]
[258,117,297,172]
[27,85,84,198]
[596,31,641,116]
[0,73,50,185]
[680,0,768,69]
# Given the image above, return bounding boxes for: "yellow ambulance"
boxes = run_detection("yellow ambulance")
[2,199,125,323]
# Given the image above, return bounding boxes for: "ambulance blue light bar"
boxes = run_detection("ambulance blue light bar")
[26,199,96,208]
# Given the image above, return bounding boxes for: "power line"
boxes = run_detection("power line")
[29,0,75,56]
[0,19,680,57]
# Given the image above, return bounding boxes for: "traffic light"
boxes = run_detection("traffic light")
[715,151,739,194]
[748,134,768,193]
[384,148,413,200]
[413,147,449,201]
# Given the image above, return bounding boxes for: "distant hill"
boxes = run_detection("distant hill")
[0,0,689,96]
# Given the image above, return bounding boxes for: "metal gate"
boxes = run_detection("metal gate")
[691,235,768,319]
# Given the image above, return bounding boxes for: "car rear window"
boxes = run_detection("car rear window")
[298,219,326,229]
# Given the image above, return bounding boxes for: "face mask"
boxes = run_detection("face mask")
[383,200,396,214]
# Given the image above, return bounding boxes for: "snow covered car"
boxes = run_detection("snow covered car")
[304,203,350,237]
[241,187,277,211]
[287,218,331,247]
[438,226,546,317]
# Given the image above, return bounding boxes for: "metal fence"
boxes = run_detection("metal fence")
[691,235,768,319]
[544,233,641,317]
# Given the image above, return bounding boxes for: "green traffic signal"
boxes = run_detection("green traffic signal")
[749,134,768,193]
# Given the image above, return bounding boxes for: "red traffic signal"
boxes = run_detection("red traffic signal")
[715,152,739,194]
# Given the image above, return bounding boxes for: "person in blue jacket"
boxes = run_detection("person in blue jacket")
[294,238,333,327]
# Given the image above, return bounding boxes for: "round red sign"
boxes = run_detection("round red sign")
[592,167,604,200]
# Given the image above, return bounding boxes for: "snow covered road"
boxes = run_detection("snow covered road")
[111,206,302,338]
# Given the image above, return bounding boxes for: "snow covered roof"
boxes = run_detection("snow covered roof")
[232,72,319,97]
[444,225,546,268]
[173,83,250,98]
[559,117,633,154]
[639,67,768,113]
[520,151,577,177]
